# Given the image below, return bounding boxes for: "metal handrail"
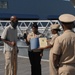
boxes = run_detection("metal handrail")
[0,20,61,38]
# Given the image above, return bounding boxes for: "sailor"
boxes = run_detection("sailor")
[25,23,43,75]
[53,14,75,75]
[39,24,61,75]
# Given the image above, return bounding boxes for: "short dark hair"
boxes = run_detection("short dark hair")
[31,22,38,28]
[60,21,75,29]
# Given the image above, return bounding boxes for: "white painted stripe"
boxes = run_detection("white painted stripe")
[0,51,49,62]
[18,55,49,62]
[0,49,3,51]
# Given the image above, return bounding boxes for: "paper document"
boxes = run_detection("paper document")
[39,37,47,47]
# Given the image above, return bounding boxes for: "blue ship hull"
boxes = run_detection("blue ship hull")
[0,0,75,20]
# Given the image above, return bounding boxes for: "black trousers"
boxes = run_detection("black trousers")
[28,51,42,75]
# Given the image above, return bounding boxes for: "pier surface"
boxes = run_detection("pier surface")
[0,51,49,75]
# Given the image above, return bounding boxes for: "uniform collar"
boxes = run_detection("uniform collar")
[52,33,58,37]
[32,31,39,34]
[64,30,72,33]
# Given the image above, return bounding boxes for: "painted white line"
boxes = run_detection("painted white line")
[0,49,3,51]
[41,59,49,62]
[18,55,29,59]
[0,51,49,62]
[18,55,49,62]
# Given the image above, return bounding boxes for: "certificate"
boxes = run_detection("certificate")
[39,37,47,47]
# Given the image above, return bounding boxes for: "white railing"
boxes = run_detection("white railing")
[0,20,61,38]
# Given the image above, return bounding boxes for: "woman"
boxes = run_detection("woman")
[39,24,61,75]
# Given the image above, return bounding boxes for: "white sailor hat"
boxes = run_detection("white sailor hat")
[59,14,75,23]
[50,24,60,30]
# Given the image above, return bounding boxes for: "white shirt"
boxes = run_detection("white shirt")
[1,25,17,52]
